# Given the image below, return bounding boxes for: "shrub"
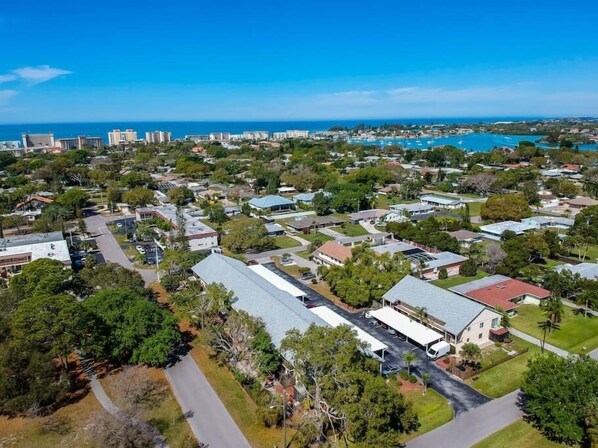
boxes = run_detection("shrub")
[257,406,282,428]
[41,415,72,435]
[408,375,417,384]
[459,260,478,277]
[399,370,409,380]
[160,274,181,292]
[438,268,448,280]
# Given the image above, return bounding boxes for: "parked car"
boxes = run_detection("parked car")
[306,303,317,309]
[301,272,316,280]
[116,222,123,228]
[388,328,397,336]
[136,245,146,254]
[381,364,401,376]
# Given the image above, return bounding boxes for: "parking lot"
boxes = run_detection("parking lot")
[111,218,164,266]
[263,262,490,414]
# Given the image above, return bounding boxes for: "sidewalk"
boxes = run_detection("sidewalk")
[509,328,571,358]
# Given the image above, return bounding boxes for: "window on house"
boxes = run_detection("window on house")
[466,338,470,342]
[467,326,471,332]
[492,318,499,328]
[479,322,484,328]
[478,333,483,339]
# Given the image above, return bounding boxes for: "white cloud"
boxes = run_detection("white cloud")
[331,90,376,97]
[11,65,72,85]
[0,74,17,83]
[0,89,19,104]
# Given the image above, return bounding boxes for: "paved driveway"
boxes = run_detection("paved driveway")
[263,263,490,415]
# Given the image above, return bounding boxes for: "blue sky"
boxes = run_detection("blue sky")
[1,0,597,123]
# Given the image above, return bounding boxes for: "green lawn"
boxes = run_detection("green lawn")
[337,222,369,237]
[430,271,489,289]
[473,420,566,448]
[467,201,483,217]
[297,231,334,244]
[466,337,540,398]
[295,250,312,259]
[398,387,454,442]
[273,235,301,249]
[511,304,598,355]
[568,244,598,262]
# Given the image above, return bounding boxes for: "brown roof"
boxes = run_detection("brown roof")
[288,216,343,230]
[313,241,352,263]
[465,279,550,311]
[447,230,481,241]
[564,197,598,207]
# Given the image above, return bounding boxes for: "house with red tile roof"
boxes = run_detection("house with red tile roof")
[449,275,550,313]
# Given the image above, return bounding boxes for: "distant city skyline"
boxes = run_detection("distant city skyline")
[1,0,597,123]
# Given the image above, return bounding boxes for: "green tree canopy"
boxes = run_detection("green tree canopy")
[83,288,181,365]
[221,216,275,254]
[480,193,532,221]
[522,355,598,444]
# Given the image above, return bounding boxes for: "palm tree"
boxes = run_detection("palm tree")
[495,306,510,328]
[403,352,417,375]
[541,295,565,327]
[538,319,561,353]
[459,342,482,368]
[421,373,431,396]
[414,306,429,327]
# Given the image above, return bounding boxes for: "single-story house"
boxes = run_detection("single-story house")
[538,194,559,208]
[479,221,536,240]
[14,194,54,220]
[562,197,598,209]
[287,216,343,233]
[265,222,285,236]
[386,203,435,222]
[447,230,483,248]
[381,276,504,351]
[521,216,574,230]
[347,209,388,224]
[450,274,550,312]
[277,186,297,195]
[335,232,391,248]
[555,263,598,281]
[248,195,296,213]
[420,195,464,210]
[372,242,468,280]
[191,254,328,349]
[292,190,332,205]
[312,241,353,267]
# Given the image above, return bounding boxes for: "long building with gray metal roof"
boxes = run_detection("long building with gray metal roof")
[191,254,327,348]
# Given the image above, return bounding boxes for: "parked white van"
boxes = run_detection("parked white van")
[426,341,450,360]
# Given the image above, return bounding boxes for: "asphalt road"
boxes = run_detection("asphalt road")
[86,210,248,447]
[85,212,157,286]
[407,390,523,448]
[165,354,251,448]
[264,263,491,415]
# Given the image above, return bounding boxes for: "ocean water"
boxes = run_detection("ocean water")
[349,133,597,152]
[0,119,595,152]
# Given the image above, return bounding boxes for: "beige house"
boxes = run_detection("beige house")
[381,276,504,352]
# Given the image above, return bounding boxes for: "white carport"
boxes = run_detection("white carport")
[369,307,443,349]
[248,264,307,301]
[310,306,388,360]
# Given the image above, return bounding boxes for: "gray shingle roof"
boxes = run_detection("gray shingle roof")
[382,275,486,335]
[555,263,598,281]
[191,254,327,347]
[449,275,511,295]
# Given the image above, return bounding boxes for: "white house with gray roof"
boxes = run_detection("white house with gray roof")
[381,276,503,351]
[191,254,328,349]
[555,263,598,281]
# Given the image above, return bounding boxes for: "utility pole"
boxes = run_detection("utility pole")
[155,244,160,281]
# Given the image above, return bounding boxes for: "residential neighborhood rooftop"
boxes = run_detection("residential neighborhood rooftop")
[383,275,487,335]
[191,254,327,348]
[450,275,550,311]
[555,263,598,281]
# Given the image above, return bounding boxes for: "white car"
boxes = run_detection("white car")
[116,222,123,228]
[136,245,146,254]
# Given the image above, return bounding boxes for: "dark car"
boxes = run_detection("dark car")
[301,272,316,280]
[381,364,401,376]
[306,303,318,309]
